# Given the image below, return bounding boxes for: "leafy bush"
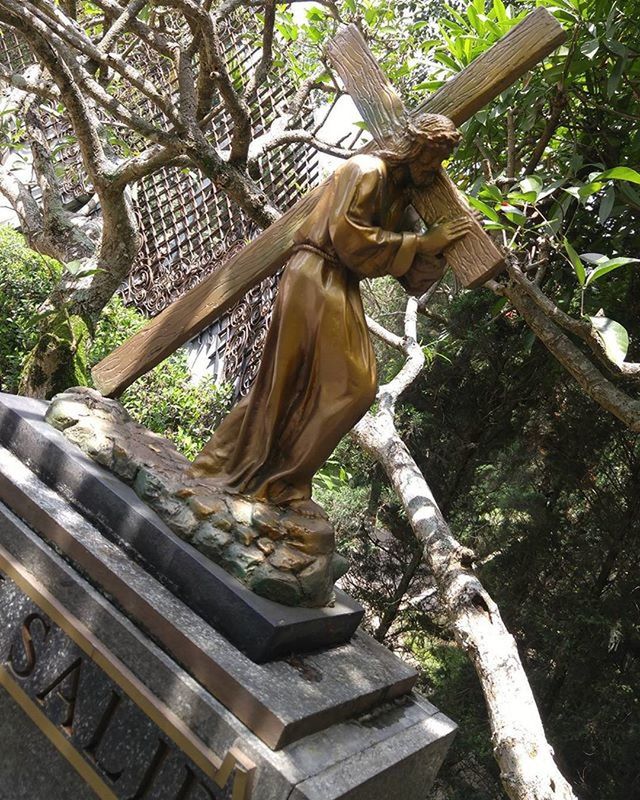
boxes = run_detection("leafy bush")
[0,227,232,458]
[90,300,233,460]
[0,227,61,392]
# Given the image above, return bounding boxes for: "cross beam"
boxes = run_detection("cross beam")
[92,9,565,397]
[327,25,505,289]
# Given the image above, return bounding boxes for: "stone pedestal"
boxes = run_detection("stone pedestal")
[0,392,456,799]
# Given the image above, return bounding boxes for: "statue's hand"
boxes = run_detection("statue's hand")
[417,216,471,255]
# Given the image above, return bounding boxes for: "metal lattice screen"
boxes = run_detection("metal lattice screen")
[0,20,320,397]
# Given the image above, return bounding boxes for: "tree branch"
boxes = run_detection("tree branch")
[0,166,45,248]
[25,104,95,260]
[287,65,331,125]
[352,298,578,800]
[249,127,353,165]
[0,6,109,181]
[523,85,567,175]
[244,0,275,101]
[91,0,174,57]
[506,261,640,380]
[160,0,252,162]
[487,275,640,431]
[0,63,58,101]
[110,145,187,189]
[20,0,180,124]
[96,0,147,54]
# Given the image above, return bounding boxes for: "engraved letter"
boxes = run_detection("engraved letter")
[84,690,124,783]
[36,657,82,730]
[9,613,50,678]
[128,739,170,799]
[174,766,217,800]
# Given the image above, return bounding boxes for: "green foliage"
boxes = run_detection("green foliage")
[90,298,233,460]
[433,0,640,360]
[0,226,61,392]
[117,352,232,461]
[0,229,231,459]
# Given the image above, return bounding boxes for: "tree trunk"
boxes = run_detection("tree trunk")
[19,186,139,399]
[353,298,577,800]
[354,412,576,800]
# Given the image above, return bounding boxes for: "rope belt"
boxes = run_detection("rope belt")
[291,240,340,267]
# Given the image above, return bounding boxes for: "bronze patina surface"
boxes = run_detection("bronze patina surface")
[190,117,469,510]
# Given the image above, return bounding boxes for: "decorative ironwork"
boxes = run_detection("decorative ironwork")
[0,19,320,398]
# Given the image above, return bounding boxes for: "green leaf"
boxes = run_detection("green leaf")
[588,316,629,366]
[596,167,640,184]
[538,178,567,199]
[564,238,585,285]
[585,257,639,285]
[65,260,85,275]
[480,184,503,202]
[492,0,508,25]
[580,252,607,264]
[605,39,633,57]
[607,57,626,98]
[467,196,501,222]
[599,185,615,224]
[508,190,538,204]
[519,175,542,199]
[580,38,600,59]
[490,297,508,316]
[496,202,526,224]
[562,186,582,202]
[578,181,604,200]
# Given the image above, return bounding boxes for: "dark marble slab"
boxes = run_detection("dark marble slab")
[0,392,363,663]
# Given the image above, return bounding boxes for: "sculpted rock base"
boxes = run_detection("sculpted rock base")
[45,387,347,607]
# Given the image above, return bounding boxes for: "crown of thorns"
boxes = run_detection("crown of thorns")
[374,113,462,165]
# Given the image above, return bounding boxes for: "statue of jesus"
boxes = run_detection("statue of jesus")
[189,113,470,514]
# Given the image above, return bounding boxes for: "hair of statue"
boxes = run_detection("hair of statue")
[372,113,462,166]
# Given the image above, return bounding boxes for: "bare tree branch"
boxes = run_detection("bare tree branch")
[97,0,147,54]
[507,261,640,379]
[287,65,331,124]
[18,0,180,124]
[0,63,58,101]
[353,299,578,800]
[110,145,186,188]
[92,0,174,57]
[487,274,640,431]
[244,0,275,101]
[159,0,252,161]
[523,85,567,175]
[0,6,109,180]
[25,104,95,260]
[0,166,46,247]
[373,545,424,642]
[249,126,353,164]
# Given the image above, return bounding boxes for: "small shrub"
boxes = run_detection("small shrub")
[0,227,61,392]
[0,228,232,458]
[90,297,233,459]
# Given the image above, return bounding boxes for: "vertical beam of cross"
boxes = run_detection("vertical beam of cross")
[327,25,503,288]
[92,9,565,397]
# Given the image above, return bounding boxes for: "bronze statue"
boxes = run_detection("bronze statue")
[46,115,474,606]
[189,114,471,513]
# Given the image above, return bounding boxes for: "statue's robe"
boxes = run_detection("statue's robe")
[190,154,444,504]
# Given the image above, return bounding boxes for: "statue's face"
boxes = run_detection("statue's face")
[408,142,453,187]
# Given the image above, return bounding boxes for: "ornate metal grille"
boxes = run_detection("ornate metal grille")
[0,21,320,398]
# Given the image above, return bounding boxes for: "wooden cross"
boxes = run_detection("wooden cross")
[326,24,506,288]
[93,9,565,397]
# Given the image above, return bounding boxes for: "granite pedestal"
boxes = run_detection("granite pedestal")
[0,393,362,663]
[0,392,457,799]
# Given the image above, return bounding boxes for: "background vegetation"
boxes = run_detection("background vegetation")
[1,0,638,797]
[0,226,232,457]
